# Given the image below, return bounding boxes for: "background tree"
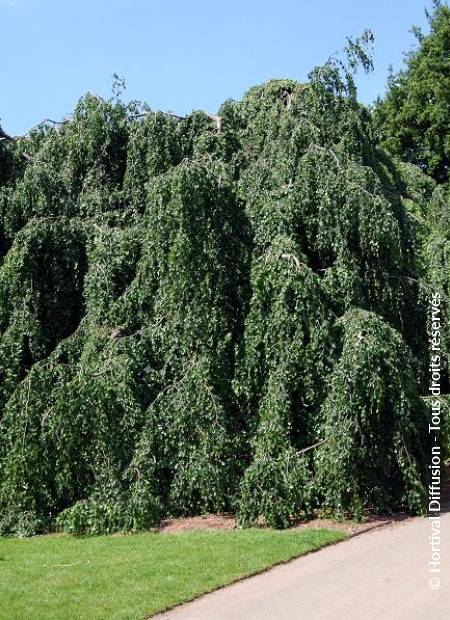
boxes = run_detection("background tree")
[374,1,450,183]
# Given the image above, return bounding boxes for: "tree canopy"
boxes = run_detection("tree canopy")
[0,33,444,536]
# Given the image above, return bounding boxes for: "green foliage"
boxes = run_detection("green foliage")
[0,37,436,535]
[0,220,86,409]
[374,3,450,183]
[238,448,313,528]
[393,161,450,389]
[315,310,428,518]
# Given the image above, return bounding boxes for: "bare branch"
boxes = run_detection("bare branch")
[298,438,327,454]
[0,124,43,163]
[280,252,305,270]
[204,112,223,133]
[130,110,186,121]
[0,125,17,142]
[130,109,223,132]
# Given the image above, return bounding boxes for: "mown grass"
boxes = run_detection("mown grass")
[0,527,346,619]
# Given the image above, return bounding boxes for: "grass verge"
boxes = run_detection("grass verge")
[0,528,346,619]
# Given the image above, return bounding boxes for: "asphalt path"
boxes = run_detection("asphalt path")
[154,513,449,619]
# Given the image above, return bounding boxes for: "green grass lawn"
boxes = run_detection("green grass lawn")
[0,527,346,620]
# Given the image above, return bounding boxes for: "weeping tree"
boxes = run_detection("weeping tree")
[0,36,434,536]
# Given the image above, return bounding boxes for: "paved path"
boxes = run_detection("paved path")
[154,513,449,619]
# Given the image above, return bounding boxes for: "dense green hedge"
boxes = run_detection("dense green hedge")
[0,40,443,535]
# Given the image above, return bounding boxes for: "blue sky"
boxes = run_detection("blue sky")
[1,0,431,135]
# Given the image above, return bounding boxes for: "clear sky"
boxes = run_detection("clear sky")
[1,0,431,135]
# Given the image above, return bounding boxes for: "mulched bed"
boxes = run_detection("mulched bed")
[159,461,450,536]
